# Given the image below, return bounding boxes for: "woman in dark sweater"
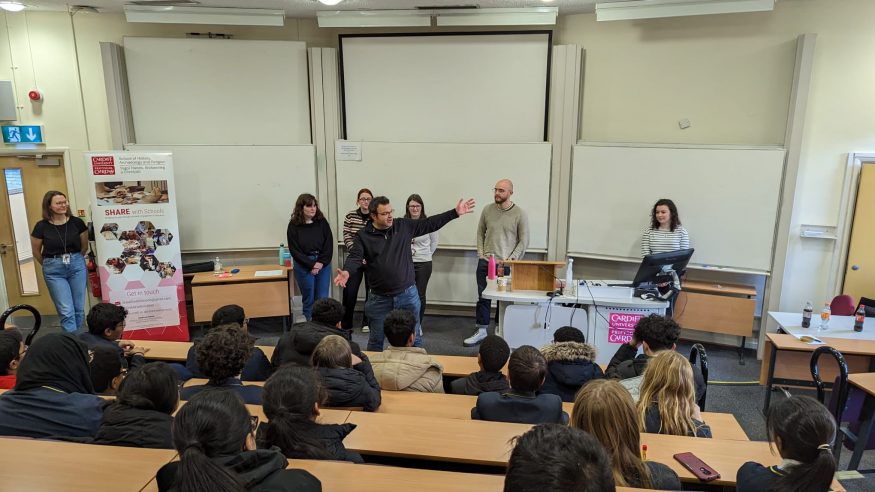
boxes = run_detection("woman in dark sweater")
[94,362,179,449]
[572,379,681,490]
[311,335,381,411]
[257,365,363,463]
[287,194,333,321]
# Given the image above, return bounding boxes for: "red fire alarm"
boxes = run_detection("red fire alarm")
[28,90,42,101]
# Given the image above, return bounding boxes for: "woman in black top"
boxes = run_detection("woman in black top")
[29,191,88,333]
[287,194,333,321]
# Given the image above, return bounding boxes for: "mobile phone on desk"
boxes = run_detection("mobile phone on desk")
[673,452,720,482]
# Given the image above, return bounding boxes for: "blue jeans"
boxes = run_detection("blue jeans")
[364,284,422,351]
[293,256,331,320]
[42,254,87,333]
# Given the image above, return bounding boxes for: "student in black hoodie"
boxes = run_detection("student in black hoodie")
[157,389,321,492]
[257,365,363,464]
[450,335,510,396]
[539,327,603,402]
[185,305,272,382]
[94,361,179,449]
[311,335,381,411]
[272,298,362,369]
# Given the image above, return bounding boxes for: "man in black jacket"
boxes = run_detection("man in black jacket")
[335,195,476,351]
[271,298,362,369]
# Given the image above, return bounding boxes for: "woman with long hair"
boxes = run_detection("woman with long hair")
[571,379,681,489]
[637,350,711,438]
[287,193,333,320]
[29,191,89,332]
[641,198,690,257]
[156,389,321,492]
[341,188,373,332]
[257,365,363,463]
[736,396,836,492]
[405,194,438,325]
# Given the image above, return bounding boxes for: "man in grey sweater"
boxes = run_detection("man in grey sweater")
[464,179,529,346]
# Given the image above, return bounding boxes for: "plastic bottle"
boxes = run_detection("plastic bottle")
[565,257,575,296]
[802,301,813,328]
[487,254,497,280]
[213,256,223,274]
[819,303,830,331]
[855,305,866,332]
[278,244,285,266]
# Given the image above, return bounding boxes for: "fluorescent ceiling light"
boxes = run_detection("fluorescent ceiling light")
[436,7,558,27]
[0,2,25,12]
[318,0,344,5]
[124,5,285,26]
[317,10,431,28]
[596,0,775,21]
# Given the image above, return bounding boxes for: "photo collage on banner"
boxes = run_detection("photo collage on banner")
[87,152,189,341]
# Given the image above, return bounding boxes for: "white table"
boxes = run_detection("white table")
[769,311,875,341]
[482,280,668,366]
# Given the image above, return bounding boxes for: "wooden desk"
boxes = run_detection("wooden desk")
[375,391,748,440]
[675,279,756,361]
[191,264,291,324]
[184,378,265,388]
[760,333,875,413]
[135,339,275,362]
[847,372,875,470]
[175,397,349,425]
[0,437,176,491]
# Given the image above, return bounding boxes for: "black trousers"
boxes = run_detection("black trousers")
[342,268,370,330]
[413,261,433,323]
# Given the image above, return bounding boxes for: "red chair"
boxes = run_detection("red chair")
[830,295,856,316]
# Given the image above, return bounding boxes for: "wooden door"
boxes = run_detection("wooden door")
[0,155,69,315]
[844,164,875,301]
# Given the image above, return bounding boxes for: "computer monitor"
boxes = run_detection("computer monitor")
[632,248,695,289]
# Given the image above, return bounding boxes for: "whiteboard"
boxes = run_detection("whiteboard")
[124,37,310,145]
[340,33,550,143]
[568,144,785,272]
[126,145,316,252]
[335,142,551,250]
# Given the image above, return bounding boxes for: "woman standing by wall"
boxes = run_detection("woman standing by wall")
[29,191,88,333]
[641,198,690,256]
[342,188,373,332]
[287,194,333,321]
[405,194,438,325]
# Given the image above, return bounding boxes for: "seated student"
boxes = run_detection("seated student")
[0,330,25,389]
[311,335,381,411]
[369,310,443,393]
[571,379,681,490]
[90,345,126,396]
[78,303,146,370]
[93,361,179,449]
[504,424,614,492]
[257,365,363,463]
[539,326,603,402]
[637,350,711,438]
[272,298,362,369]
[606,314,706,402]
[0,333,104,439]
[156,389,321,492]
[181,325,264,405]
[472,345,568,424]
[185,304,271,381]
[450,335,510,396]
[736,396,836,492]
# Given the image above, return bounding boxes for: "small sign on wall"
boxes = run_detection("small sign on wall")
[335,140,362,161]
[2,125,43,144]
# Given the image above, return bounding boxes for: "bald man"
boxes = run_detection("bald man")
[465,179,530,347]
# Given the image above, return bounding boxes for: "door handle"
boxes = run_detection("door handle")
[852,265,860,271]
[0,243,10,255]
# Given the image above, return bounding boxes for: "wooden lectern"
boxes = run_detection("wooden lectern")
[505,260,565,291]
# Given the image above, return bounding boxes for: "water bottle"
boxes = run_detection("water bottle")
[802,301,813,328]
[565,257,575,296]
[819,303,830,331]
[487,254,497,280]
[278,244,285,266]
[855,305,866,332]
[213,256,223,274]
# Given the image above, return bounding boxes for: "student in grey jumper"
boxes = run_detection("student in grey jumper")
[465,178,529,347]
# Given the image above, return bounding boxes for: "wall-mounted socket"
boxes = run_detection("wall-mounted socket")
[678,118,691,129]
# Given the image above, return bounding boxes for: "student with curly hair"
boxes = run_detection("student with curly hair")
[449,335,510,396]
[185,305,271,382]
[181,324,263,404]
[637,351,711,438]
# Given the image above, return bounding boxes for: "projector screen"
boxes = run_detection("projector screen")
[340,32,551,143]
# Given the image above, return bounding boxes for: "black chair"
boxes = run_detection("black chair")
[858,297,875,318]
[689,343,708,410]
[809,346,849,459]
[0,304,42,346]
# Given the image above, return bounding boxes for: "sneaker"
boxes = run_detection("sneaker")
[463,328,487,347]
[361,325,370,333]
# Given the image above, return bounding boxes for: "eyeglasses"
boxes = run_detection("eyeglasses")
[408,204,422,210]
[376,210,393,217]
[249,415,260,434]
[358,197,372,202]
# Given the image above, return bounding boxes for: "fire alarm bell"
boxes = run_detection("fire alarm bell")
[28,90,42,101]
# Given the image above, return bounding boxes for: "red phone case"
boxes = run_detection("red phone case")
[673,452,721,482]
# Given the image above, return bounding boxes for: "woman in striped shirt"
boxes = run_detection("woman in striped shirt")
[641,199,690,257]
[342,188,373,332]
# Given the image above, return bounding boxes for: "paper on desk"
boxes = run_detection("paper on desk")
[790,332,824,345]
[254,270,283,277]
